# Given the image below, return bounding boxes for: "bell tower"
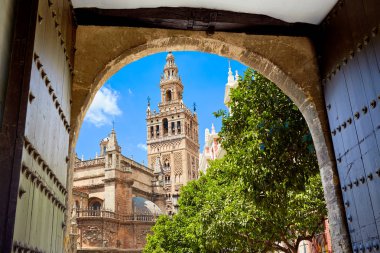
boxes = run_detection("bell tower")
[146,52,200,214]
[160,52,184,103]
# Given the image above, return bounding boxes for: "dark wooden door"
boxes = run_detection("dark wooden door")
[324,36,380,252]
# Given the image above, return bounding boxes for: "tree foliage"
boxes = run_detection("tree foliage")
[144,69,327,253]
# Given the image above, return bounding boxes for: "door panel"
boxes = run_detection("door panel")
[324,32,380,250]
[12,0,73,251]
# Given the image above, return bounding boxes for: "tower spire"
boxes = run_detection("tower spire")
[159,52,184,104]
[228,59,234,83]
[161,52,179,82]
[146,96,151,115]
[224,60,239,110]
[107,127,121,152]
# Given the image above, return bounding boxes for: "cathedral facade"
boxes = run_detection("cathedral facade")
[146,52,200,214]
[72,129,165,252]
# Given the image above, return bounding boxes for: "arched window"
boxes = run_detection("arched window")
[75,200,80,209]
[166,90,172,102]
[150,126,154,138]
[163,118,168,136]
[91,201,101,210]
[88,198,103,216]
[164,159,170,167]
[177,121,181,134]
[156,125,160,137]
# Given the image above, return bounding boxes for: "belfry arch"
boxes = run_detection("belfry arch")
[70,27,349,251]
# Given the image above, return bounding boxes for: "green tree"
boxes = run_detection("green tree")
[144,69,327,253]
[218,69,318,206]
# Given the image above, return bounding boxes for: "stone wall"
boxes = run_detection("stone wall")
[77,215,155,251]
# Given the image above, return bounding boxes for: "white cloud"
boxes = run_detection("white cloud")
[128,88,133,95]
[137,143,147,151]
[85,87,122,127]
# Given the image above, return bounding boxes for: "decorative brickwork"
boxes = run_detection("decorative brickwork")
[174,152,182,176]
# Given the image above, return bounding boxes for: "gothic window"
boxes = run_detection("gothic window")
[150,126,154,138]
[75,200,80,209]
[166,90,172,102]
[171,122,175,134]
[88,198,102,216]
[177,121,181,134]
[164,159,170,167]
[156,125,160,137]
[90,201,101,210]
[165,175,171,184]
[163,118,168,136]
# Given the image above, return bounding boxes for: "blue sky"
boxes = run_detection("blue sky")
[76,51,247,165]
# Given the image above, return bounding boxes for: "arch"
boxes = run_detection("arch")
[164,159,170,167]
[88,197,103,210]
[70,27,349,251]
[72,30,320,144]
[166,90,172,101]
[162,118,169,136]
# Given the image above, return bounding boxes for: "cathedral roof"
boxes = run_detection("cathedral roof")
[132,197,163,215]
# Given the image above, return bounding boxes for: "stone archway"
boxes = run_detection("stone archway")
[69,26,350,252]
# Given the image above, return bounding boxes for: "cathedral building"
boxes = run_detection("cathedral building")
[199,62,238,173]
[146,52,200,214]
[72,129,165,252]
[199,123,226,174]
[71,52,200,251]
